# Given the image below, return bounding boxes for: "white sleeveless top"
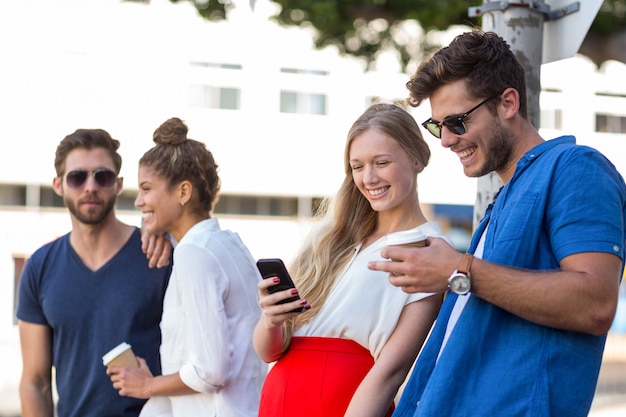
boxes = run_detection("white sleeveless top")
[295,222,447,359]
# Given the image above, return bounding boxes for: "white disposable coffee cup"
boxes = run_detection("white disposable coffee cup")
[386,229,428,248]
[102,342,139,368]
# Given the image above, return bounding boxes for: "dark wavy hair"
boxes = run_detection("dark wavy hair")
[139,117,221,216]
[406,30,528,119]
[54,129,122,176]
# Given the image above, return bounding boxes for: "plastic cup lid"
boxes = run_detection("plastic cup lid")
[102,342,132,366]
[386,229,427,246]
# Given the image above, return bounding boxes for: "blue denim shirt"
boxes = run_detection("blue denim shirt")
[395,136,626,417]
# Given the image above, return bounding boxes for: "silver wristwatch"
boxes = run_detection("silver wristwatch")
[448,253,473,295]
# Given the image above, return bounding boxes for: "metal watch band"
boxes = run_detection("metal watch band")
[457,253,474,275]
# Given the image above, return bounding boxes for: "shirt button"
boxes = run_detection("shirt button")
[613,245,620,253]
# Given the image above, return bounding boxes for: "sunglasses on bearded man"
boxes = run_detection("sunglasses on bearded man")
[421,94,500,139]
[64,168,118,189]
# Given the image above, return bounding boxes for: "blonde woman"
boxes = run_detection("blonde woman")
[254,103,447,417]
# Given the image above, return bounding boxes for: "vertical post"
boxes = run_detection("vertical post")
[470,0,544,228]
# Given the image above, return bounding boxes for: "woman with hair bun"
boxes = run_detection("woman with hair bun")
[107,117,266,417]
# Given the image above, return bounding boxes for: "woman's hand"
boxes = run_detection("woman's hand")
[257,277,310,329]
[106,357,154,399]
[253,277,310,363]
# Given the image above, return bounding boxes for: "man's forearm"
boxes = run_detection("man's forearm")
[20,383,54,417]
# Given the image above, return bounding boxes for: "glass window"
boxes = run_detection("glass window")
[39,186,64,208]
[280,91,298,113]
[189,84,240,110]
[540,109,562,130]
[0,184,26,206]
[596,114,609,132]
[220,87,240,110]
[280,90,327,115]
[213,195,301,217]
[280,68,328,76]
[596,114,626,133]
[190,62,242,70]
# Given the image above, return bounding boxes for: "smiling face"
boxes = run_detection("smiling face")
[135,165,184,239]
[54,147,120,225]
[430,79,517,179]
[349,128,419,217]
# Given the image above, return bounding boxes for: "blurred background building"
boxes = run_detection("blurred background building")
[1,0,625,415]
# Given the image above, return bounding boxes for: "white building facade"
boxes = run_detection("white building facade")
[0,0,625,414]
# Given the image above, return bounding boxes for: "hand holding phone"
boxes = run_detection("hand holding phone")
[256,258,304,313]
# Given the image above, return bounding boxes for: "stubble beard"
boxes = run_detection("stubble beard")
[65,195,116,225]
[473,119,516,178]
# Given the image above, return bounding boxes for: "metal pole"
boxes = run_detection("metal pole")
[469,0,545,229]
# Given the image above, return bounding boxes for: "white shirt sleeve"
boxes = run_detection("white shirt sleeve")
[174,243,233,394]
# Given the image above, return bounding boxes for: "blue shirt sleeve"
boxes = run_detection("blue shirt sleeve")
[548,146,625,263]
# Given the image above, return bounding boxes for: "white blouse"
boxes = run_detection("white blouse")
[141,218,267,417]
[295,222,446,359]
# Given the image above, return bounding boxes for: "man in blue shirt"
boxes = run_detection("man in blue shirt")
[369,30,626,416]
[17,129,172,417]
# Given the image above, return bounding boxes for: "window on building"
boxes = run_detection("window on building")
[0,184,26,206]
[117,190,139,211]
[214,195,299,217]
[596,91,626,99]
[280,68,328,76]
[278,67,328,115]
[40,186,64,208]
[3,182,324,220]
[189,84,240,110]
[190,62,242,70]
[596,114,626,133]
[189,61,242,110]
[280,91,327,115]
[540,109,563,130]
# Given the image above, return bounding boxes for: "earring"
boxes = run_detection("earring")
[180,201,185,207]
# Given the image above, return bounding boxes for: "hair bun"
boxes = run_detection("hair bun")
[153,117,188,145]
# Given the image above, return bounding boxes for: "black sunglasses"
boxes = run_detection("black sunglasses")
[422,95,500,139]
[65,168,118,189]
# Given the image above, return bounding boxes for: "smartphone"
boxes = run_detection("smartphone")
[256,258,304,313]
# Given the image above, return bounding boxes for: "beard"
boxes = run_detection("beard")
[473,118,516,178]
[65,194,116,225]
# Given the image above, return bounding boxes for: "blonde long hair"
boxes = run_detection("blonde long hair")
[280,103,431,352]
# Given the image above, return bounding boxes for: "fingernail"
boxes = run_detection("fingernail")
[299,299,307,305]
[291,289,299,295]
[273,277,280,283]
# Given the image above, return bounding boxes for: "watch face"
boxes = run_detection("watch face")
[449,273,471,295]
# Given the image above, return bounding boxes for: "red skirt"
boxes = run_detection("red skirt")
[258,336,394,417]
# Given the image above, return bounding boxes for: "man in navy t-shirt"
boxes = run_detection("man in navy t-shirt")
[17,128,172,417]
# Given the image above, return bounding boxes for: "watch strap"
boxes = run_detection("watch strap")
[457,253,474,275]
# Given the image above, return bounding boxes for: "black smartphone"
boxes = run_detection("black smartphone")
[256,258,304,313]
